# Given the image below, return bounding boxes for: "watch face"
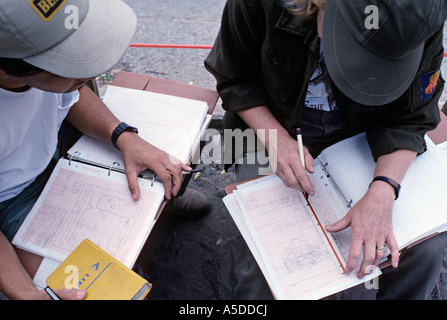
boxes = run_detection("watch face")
[126,126,138,133]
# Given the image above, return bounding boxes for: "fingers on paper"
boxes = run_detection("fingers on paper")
[344,235,363,274]
[342,235,399,277]
[303,146,314,174]
[325,214,351,233]
[387,233,400,268]
[277,165,314,196]
[358,241,380,278]
[372,243,387,267]
[125,167,141,201]
[292,166,315,196]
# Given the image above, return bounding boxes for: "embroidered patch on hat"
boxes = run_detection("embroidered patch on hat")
[421,68,441,103]
[29,0,67,22]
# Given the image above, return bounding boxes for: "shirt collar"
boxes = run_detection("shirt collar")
[275,8,320,52]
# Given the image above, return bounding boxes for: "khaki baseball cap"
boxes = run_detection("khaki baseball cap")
[0,0,137,78]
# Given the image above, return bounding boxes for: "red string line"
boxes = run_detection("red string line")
[130,44,447,58]
[130,43,213,49]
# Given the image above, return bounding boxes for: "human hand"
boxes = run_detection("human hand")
[325,183,400,277]
[117,132,192,200]
[268,133,315,195]
[18,287,86,300]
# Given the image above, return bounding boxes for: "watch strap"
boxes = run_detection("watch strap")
[369,175,401,200]
[111,122,138,150]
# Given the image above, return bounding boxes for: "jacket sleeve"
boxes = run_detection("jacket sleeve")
[204,0,270,112]
[365,28,444,160]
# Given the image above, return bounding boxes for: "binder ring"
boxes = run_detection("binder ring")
[151,175,157,187]
[68,151,81,166]
[347,200,353,208]
[108,162,120,176]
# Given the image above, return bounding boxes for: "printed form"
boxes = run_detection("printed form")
[13,159,165,268]
[225,174,380,300]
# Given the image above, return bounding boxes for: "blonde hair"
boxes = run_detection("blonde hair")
[283,0,326,19]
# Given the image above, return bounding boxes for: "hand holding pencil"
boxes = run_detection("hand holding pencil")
[296,128,306,169]
[296,128,310,198]
[267,127,315,196]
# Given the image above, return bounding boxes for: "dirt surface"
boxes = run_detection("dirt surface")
[133,137,244,299]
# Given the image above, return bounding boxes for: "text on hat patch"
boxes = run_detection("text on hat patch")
[29,0,68,22]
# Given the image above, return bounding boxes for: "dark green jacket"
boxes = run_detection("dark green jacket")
[205,0,444,160]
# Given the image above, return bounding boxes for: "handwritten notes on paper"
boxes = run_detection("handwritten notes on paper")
[13,159,165,267]
[224,174,380,300]
[224,132,447,299]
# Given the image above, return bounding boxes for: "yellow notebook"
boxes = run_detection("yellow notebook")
[46,239,151,300]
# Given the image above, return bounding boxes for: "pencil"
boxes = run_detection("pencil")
[296,128,308,199]
[296,128,305,168]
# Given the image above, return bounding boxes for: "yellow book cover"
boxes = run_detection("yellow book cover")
[46,239,151,300]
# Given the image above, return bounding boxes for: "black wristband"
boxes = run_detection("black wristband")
[369,176,401,200]
[111,122,138,150]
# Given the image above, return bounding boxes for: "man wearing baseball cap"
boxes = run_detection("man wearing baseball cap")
[0,0,206,300]
[206,0,447,299]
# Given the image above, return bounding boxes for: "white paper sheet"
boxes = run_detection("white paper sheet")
[317,133,447,249]
[224,175,380,300]
[68,85,210,173]
[12,159,165,268]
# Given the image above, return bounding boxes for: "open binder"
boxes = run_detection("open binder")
[224,132,447,299]
[13,157,164,267]
[66,85,212,180]
[12,74,218,281]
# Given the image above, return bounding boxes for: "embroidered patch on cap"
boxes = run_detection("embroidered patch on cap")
[421,68,441,103]
[29,0,67,22]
